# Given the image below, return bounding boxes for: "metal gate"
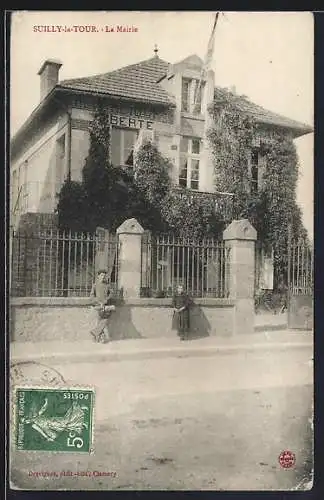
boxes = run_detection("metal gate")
[287,231,313,330]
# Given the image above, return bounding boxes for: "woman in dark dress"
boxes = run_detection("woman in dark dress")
[172,284,192,340]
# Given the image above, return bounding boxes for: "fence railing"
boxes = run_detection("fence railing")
[141,233,230,298]
[288,239,314,295]
[11,229,119,297]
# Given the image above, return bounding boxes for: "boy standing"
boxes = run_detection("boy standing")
[90,270,114,343]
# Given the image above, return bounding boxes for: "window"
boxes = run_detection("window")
[192,81,205,115]
[181,78,205,114]
[111,128,139,168]
[123,129,137,166]
[181,78,191,112]
[191,159,199,190]
[179,137,201,190]
[13,162,28,214]
[192,138,200,154]
[251,149,259,193]
[179,158,188,187]
[18,162,27,193]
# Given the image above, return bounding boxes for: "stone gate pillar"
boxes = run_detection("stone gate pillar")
[116,218,144,298]
[223,219,257,336]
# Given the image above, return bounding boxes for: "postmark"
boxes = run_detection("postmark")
[14,387,95,453]
[278,450,296,469]
[10,361,66,387]
[10,361,67,432]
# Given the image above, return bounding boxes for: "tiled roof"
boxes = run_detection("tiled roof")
[59,56,174,106]
[60,55,311,135]
[12,55,312,157]
[214,87,312,135]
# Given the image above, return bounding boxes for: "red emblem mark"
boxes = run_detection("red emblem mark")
[279,450,296,468]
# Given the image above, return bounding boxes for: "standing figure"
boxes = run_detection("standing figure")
[90,270,115,343]
[172,284,192,341]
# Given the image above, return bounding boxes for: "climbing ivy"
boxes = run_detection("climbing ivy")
[57,104,127,232]
[207,88,308,287]
[257,133,308,285]
[160,190,225,239]
[207,89,257,218]
[133,140,225,236]
[134,141,171,208]
[56,178,88,232]
[57,107,170,233]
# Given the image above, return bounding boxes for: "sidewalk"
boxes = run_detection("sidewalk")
[11,330,313,366]
[254,311,289,330]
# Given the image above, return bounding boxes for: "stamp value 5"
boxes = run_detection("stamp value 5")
[14,388,95,453]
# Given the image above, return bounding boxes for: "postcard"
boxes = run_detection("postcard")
[8,10,314,491]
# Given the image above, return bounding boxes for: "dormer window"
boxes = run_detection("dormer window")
[193,84,204,115]
[181,77,205,114]
[181,78,191,112]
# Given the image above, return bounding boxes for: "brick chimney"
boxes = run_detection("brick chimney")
[37,59,62,101]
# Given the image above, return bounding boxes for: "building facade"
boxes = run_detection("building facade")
[10,51,312,229]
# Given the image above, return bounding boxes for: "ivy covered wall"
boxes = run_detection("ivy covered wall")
[207,88,308,287]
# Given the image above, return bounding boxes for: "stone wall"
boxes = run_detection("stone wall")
[10,298,235,342]
[10,217,257,340]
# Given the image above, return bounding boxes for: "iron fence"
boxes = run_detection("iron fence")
[288,238,313,295]
[11,229,119,297]
[141,233,230,298]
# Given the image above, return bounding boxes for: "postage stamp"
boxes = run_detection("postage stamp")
[14,388,95,453]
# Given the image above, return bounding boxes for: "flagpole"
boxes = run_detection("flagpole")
[193,12,220,110]
[199,13,220,193]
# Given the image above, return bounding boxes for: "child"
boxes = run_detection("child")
[172,284,192,341]
[90,270,115,343]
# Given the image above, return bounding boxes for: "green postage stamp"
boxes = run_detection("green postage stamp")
[14,388,95,453]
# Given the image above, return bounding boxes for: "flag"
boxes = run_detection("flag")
[204,12,219,73]
[194,12,220,109]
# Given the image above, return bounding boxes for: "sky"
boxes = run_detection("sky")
[9,11,314,238]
